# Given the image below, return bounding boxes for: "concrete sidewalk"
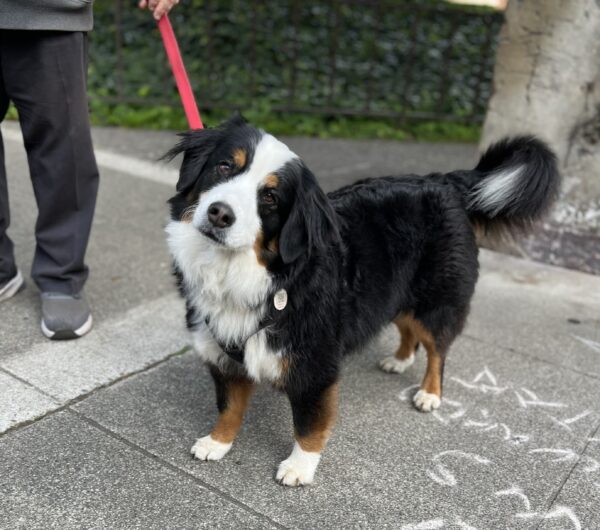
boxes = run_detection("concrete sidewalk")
[1,123,599,529]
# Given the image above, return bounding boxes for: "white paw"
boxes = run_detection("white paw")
[276,443,321,487]
[190,435,232,461]
[379,354,415,374]
[413,389,441,412]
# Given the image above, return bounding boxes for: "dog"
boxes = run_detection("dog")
[165,115,560,486]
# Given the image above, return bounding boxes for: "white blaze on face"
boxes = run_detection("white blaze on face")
[192,133,298,249]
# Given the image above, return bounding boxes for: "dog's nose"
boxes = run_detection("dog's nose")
[207,201,236,228]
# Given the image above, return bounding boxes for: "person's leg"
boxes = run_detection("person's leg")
[0,38,19,288]
[2,30,99,295]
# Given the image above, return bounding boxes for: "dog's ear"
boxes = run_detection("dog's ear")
[163,128,224,194]
[279,162,340,264]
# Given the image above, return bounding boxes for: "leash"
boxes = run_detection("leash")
[158,15,204,130]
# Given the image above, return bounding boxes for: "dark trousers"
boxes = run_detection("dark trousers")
[0,30,99,295]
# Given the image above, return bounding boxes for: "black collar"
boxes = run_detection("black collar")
[205,314,274,364]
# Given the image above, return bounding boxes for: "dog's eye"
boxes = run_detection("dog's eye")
[217,161,233,176]
[262,190,277,205]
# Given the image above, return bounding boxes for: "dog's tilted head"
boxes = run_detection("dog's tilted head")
[166,115,339,268]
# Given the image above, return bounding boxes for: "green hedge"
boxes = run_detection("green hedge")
[87,0,502,140]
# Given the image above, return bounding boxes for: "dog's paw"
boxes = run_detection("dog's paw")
[379,354,415,374]
[191,435,232,461]
[276,443,321,487]
[413,389,441,412]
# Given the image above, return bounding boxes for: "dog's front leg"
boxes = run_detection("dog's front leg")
[276,382,338,487]
[191,365,254,461]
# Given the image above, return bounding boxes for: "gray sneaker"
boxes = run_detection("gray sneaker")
[40,291,93,340]
[0,269,25,302]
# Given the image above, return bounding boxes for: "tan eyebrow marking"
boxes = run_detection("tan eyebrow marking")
[232,148,247,168]
[264,173,279,188]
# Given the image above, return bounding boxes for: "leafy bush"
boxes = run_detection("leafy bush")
[87,0,501,141]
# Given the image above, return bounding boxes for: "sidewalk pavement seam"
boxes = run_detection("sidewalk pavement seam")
[462,332,600,382]
[69,408,290,530]
[0,365,58,400]
[0,346,191,439]
[536,419,600,530]
[2,124,178,187]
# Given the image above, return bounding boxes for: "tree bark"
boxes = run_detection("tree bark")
[481,0,600,236]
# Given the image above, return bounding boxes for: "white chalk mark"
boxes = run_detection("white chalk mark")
[530,448,599,472]
[451,367,507,395]
[571,334,600,354]
[515,388,567,409]
[582,457,599,473]
[543,506,582,530]
[446,399,467,419]
[481,423,499,432]
[427,464,457,487]
[498,424,530,445]
[401,519,445,530]
[432,450,491,464]
[451,377,507,395]
[550,410,593,432]
[499,423,512,440]
[495,486,531,511]
[454,518,477,530]
[562,410,593,425]
[530,448,578,463]
[427,451,492,487]
[431,411,449,425]
[463,420,494,428]
[431,399,466,425]
[463,419,499,433]
[473,366,498,385]
[588,437,600,443]
[398,384,420,402]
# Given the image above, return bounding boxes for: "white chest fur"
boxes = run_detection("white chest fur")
[166,220,282,382]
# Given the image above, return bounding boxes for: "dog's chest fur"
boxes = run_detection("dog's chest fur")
[166,221,283,382]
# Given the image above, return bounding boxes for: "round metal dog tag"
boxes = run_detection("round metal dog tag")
[274,289,288,311]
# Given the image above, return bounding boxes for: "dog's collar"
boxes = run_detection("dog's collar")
[205,314,274,364]
[203,288,288,364]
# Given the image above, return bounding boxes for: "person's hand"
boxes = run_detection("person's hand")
[138,0,179,21]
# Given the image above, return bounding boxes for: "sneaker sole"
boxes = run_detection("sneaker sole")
[41,313,94,340]
[0,270,25,302]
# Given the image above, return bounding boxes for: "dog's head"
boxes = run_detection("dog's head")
[167,116,339,267]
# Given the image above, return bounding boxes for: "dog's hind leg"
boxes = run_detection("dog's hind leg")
[413,338,446,412]
[191,366,254,461]
[276,382,338,487]
[379,315,419,374]
[408,316,450,412]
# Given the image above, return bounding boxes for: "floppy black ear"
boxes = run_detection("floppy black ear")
[279,162,340,264]
[163,128,224,194]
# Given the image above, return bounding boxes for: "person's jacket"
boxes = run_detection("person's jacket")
[0,0,94,31]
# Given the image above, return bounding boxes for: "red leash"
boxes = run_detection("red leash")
[158,15,204,130]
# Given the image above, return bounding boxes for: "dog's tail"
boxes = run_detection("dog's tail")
[456,136,560,235]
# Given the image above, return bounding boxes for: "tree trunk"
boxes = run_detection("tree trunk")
[481,0,600,239]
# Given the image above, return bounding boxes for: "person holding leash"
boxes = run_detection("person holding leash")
[0,0,178,338]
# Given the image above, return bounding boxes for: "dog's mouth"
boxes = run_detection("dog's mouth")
[198,227,225,246]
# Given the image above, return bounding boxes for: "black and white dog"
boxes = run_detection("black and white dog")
[165,116,559,486]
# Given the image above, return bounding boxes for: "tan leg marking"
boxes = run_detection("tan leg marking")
[211,379,254,444]
[404,315,443,399]
[296,383,338,453]
[393,317,419,360]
